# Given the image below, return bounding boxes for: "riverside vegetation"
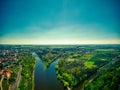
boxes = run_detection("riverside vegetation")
[0,45,120,90]
[55,45,120,90]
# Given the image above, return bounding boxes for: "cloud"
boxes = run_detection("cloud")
[0,23,120,44]
[41,23,119,40]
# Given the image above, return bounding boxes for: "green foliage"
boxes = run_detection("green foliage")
[63,81,69,87]
[90,54,112,62]
[37,49,60,67]
[1,44,120,90]
[2,80,9,90]
[95,49,115,54]
[56,58,98,88]
[80,54,93,60]
[84,61,96,68]
[55,64,59,69]
[18,52,36,90]
[85,63,120,90]
[0,75,1,79]
[55,46,120,89]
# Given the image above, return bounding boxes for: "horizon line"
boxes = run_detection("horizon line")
[0,43,120,45]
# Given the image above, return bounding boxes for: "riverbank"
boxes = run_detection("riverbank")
[56,67,72,90]
[32,61,36,90]
[32,62,36,90]
[17,52,36,90]
[55,57,97,90]
[32,52,38,90]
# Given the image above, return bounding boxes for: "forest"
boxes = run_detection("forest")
[32,45,120,90]
[0,45,120,90]
[55,45,120,90]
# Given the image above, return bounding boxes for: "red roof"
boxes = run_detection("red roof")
[0,70,3,75]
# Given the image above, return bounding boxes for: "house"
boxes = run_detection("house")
[0,70,3,75]
[4,70,13,80]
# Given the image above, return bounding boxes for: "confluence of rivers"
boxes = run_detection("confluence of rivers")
[33,52,64,90]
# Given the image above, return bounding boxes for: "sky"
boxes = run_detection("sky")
[0,0,120,44]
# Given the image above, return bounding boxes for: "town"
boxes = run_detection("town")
[0,45,35,90]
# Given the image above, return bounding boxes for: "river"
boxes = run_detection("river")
[33,52,64,90]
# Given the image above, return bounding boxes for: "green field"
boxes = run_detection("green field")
[84,61,96,68]
[80,54,93,60]
[95,49,115,54]
[90,54,112,62]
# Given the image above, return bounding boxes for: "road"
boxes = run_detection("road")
[0,75,4,90]
[9,65,22,90]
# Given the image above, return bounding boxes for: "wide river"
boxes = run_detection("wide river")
[33,52,64,90]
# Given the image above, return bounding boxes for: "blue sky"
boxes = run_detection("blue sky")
[0,0,120,44]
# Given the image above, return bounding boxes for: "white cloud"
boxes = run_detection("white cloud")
[0,23,120,44]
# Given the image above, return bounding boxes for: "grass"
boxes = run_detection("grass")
[2,80,9,90]
[43,61,47,70]
[84,61,96,68]
[80,54,93,60]
[0,75,1,79]
[67,53,93,61]
[95,49,115,54]
[18,52,36,90]
[90,54,112,62]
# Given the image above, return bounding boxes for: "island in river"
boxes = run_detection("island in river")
[0,45,120,90]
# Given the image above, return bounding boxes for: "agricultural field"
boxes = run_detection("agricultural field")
[0,45,120,90]
[56,45,120,90]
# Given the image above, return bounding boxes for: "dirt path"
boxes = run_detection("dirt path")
[0,75,4,90]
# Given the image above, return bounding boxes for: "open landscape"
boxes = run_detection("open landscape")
[1,0,120,90]
[0,44,120,90]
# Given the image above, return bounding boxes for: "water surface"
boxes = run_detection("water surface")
[34,52,64,90]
